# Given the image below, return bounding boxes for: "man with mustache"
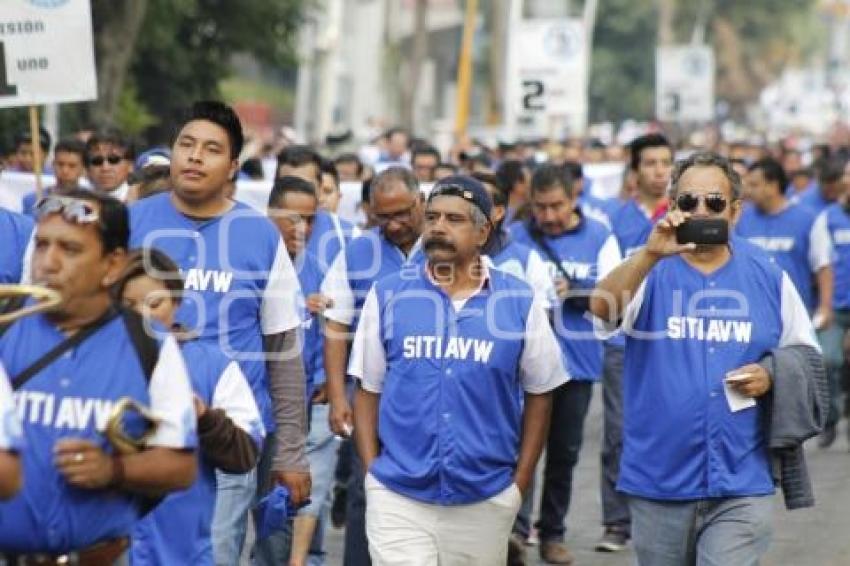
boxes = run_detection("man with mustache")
[510,164,621,564]
[350,175,568,565]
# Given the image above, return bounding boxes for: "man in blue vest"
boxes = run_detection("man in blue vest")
[0,190,198,561]
[129,101,309,565]
[510,164,621,564]
[591,152,822,565]
[322,166,425,566]
[351,175,568,564]
[268,175,339,564]
[0,369,22,500]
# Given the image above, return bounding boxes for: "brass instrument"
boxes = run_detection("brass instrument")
[0,284,62,324]
[105,397,161,454]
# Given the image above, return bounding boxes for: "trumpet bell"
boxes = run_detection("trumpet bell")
[105,397,160,454]
[0,285,63,324]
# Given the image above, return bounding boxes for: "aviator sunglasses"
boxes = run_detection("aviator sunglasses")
[34,196,100,225]
[88,154,124,167]
[675,192,728,214]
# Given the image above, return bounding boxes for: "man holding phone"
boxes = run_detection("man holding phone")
[591,152,823,565]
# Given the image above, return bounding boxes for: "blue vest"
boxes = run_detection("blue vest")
[130,340,263,566]
[735,202,819,310]
[343,229,424,325]
[0,315,194,553]
[307,211,357,271]
[370,265,533,505]
[0,208,32,284]
[295,251,326,391]
[130,193,285,431]
[510,216,609,380]
[489,235,535,280]
[823,204,850,309]
[619,245,784,500]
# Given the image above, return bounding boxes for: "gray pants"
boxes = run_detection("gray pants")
[630,495,772,566]
[600,343,630,531]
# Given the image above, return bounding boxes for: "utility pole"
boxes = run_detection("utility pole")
[454,0,479,137]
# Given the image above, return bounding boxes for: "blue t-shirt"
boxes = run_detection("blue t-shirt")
[511,215,616,381]
[129,193,303,432]
[611,198,655,259]
[615,243,816,500]
[131,339,263,566]
[823,204,850,309]
[735,202,825,311]
[0,314,196,553]
[0,208,33,284]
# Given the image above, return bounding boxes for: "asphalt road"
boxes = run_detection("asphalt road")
[250,385,850,565]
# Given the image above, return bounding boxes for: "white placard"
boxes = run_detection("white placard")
[0,0,97,108]
[507,18,588,135]
[656,45,715,123]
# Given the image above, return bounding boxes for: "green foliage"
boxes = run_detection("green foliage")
[588,0,820,123]
[130,0,307,144]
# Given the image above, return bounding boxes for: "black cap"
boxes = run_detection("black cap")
[428,174,493,218]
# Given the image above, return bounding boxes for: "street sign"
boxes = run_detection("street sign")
[507,18,588,136]
[656,45,715,122]
[0,0,97,108]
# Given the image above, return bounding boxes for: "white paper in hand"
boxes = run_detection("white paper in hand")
[724,372,756,412]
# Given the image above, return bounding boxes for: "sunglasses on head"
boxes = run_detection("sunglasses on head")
[34,196,100,225]
[88,154,123,167]
[675,192,728,214]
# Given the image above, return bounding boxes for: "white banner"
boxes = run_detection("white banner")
[506,18,588,136]
[0,0,97,108]
[656,45,715,123]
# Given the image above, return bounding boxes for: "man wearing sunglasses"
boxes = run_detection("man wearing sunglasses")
[85,131,135,201]
[591,152,824,566]
[0,190,198,562]
[320,166,425,566]
[351,175,568,564]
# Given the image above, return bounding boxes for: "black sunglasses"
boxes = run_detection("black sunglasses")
[675,192,728,214]
[88,154,124,167]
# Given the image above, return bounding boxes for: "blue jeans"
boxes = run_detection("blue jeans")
[212,465,258,566]
[600,343,630,532]
[818,309,850,427]
[535,380,594,542]
[629,496,772,566]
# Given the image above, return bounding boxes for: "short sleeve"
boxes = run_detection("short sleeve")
[596,234,623,280]
[147,336,198,449]
[321,251,356,326]
[347,286,386,393]
[808,212,833,272]
[0,365,23,452]
[519,298,570,393]
[525,249,557,309]
[261,238,304,334]
[211,361,266,447]
[779,272,821,350]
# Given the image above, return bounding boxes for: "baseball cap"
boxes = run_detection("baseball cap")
[134,147,171,171]
[428,174,493,219]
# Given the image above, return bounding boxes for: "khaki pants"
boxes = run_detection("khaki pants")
[365,473,522,565]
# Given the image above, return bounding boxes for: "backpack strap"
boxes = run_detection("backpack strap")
[120,307,159,382]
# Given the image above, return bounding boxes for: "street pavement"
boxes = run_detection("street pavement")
[249,385,850,565]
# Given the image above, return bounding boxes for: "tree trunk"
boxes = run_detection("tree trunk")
[400,0,428,132]
[88,0,150,128]
[657,0,676,45]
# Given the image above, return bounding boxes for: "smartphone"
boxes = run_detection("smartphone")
[676,218,729,245]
